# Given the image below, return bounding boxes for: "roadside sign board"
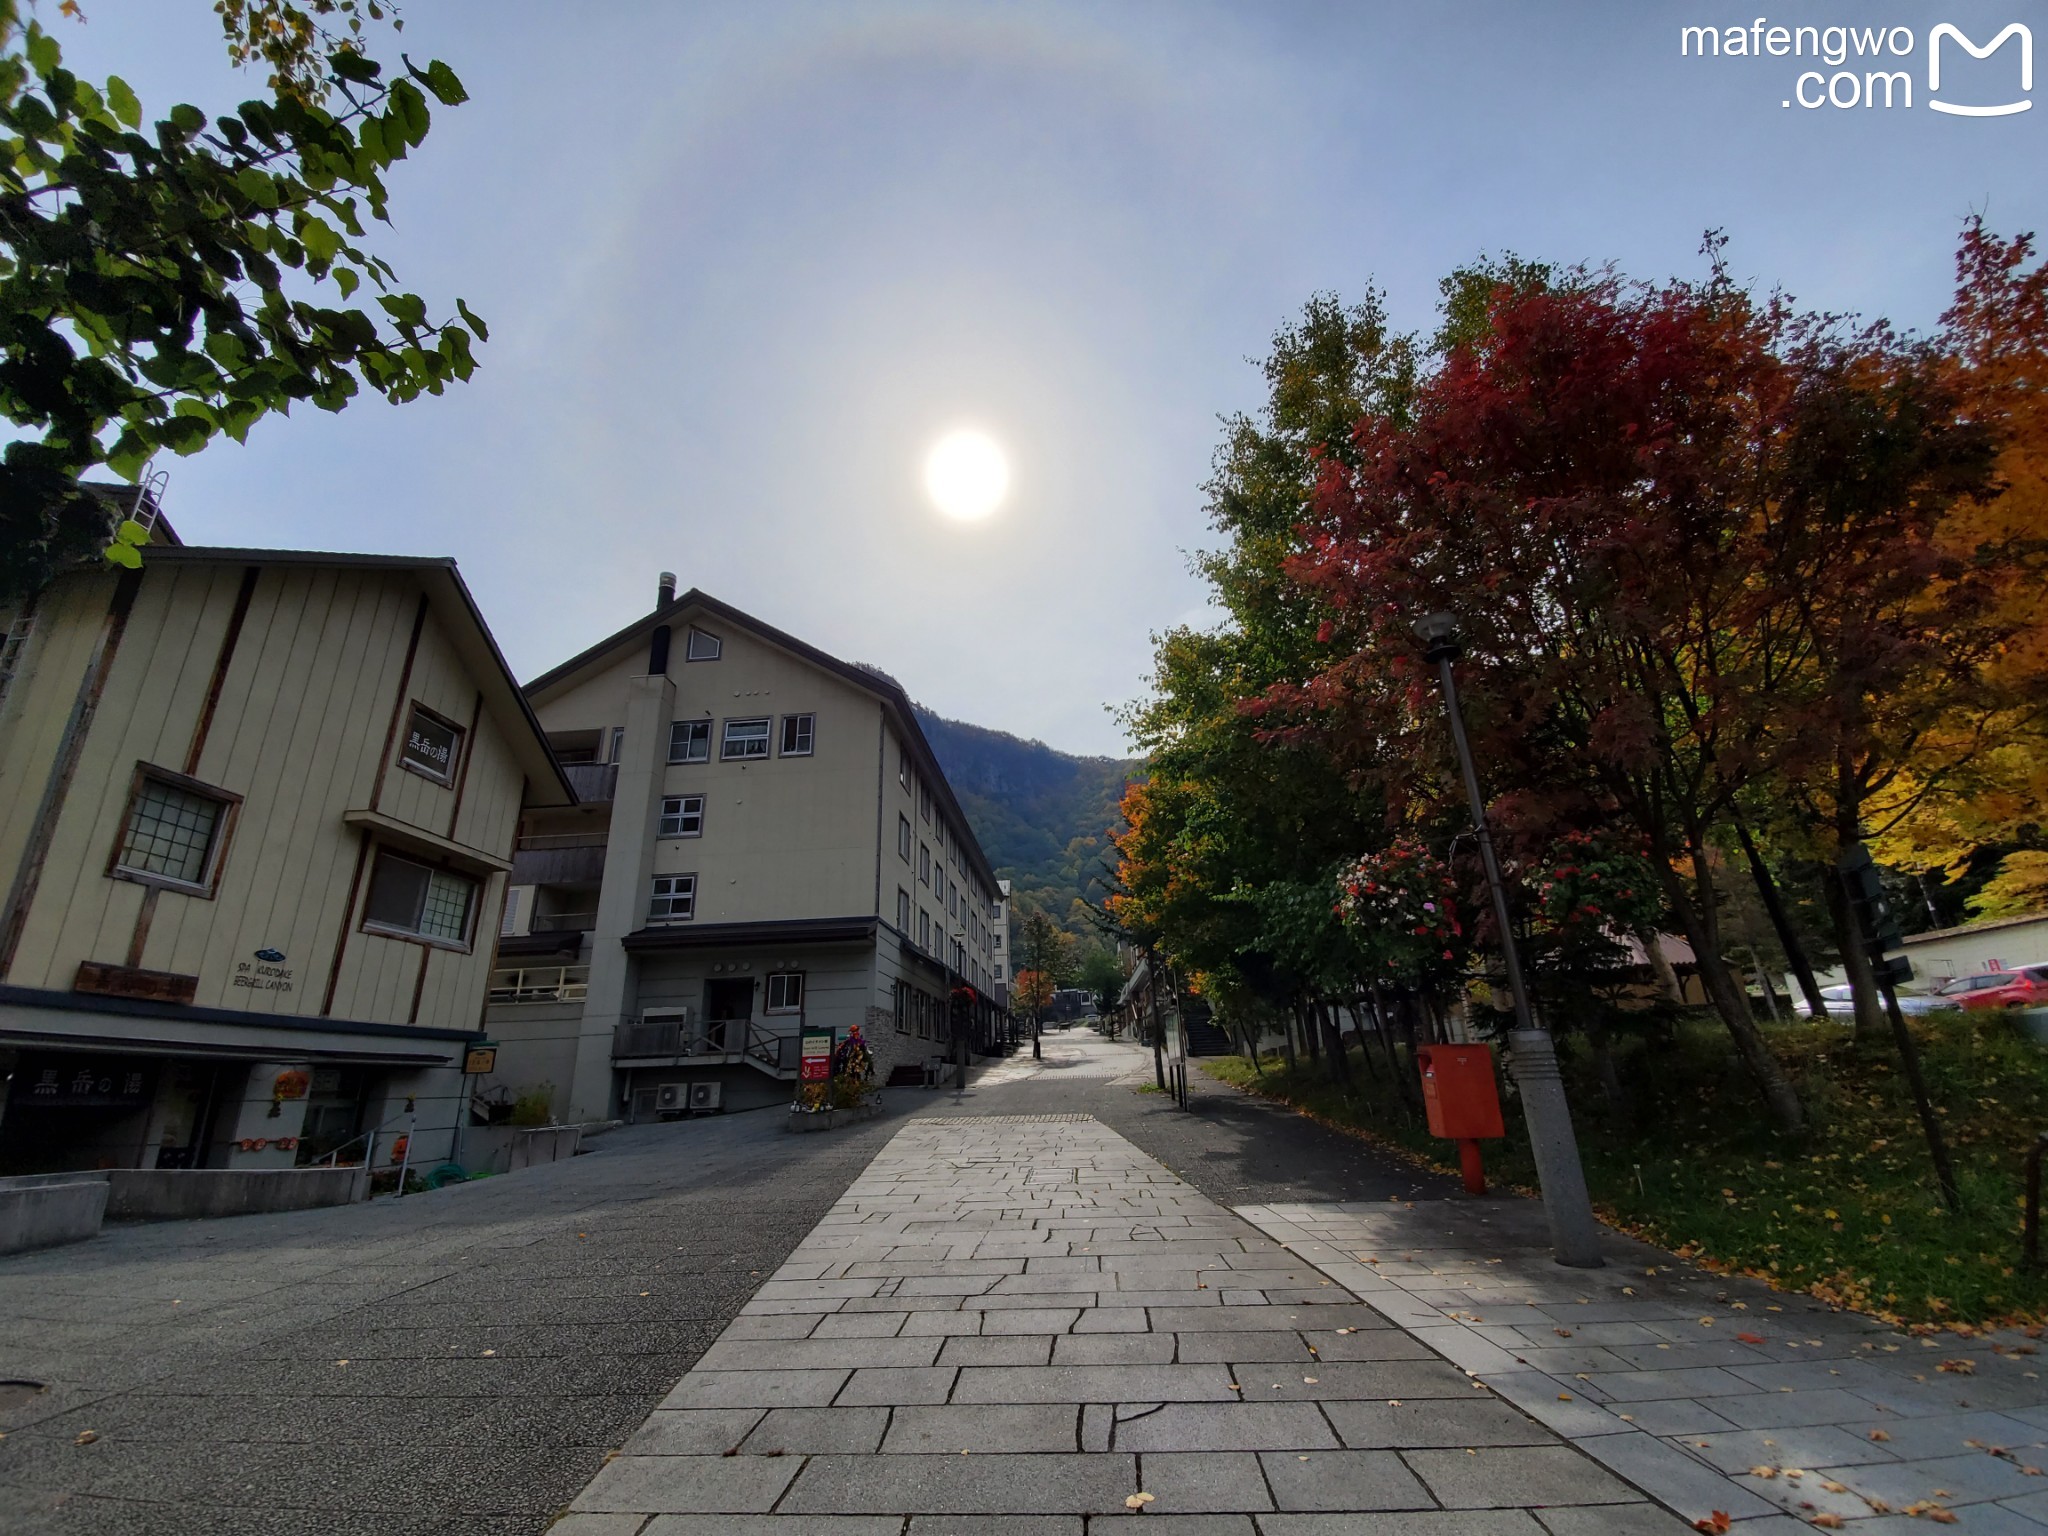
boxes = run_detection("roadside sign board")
[463,1045,499,1076]
[800,1028,834,1084]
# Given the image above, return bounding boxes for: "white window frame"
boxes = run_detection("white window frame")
[362,849,478,950]
[778,713,815,757]
[685,628,722,661]
[110,765,240,898]
[650,873,697,922]
[659,794,705,838]
[765,971,804,1015]
[721,718,771,760]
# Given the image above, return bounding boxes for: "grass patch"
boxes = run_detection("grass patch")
[1203,1009,2048,1329]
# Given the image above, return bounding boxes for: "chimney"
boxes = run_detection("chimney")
[657,571,677,608]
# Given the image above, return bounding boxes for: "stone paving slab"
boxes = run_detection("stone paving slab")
[1236,1197,2048,1534]
[557,1115,1728,1530]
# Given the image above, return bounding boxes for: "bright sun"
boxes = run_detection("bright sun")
[924,430,1009,521]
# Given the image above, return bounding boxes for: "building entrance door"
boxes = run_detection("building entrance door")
[703,977,754,1053]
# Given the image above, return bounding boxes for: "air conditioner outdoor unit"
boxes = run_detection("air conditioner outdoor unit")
[657,1083,683,1110]
[687,1081,723,1114]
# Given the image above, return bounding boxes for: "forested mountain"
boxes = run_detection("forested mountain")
[913,707,1141,940]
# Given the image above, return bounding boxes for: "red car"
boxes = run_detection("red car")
[1933,965,2048,1010]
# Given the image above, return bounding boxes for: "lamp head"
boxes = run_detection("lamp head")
[1411,610,1462,663]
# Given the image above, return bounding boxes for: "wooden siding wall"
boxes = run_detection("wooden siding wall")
[0,563,525,1030]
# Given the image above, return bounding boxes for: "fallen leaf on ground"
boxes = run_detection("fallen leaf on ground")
[1811,1515,1843,1528]
[1936,1360,1976,1375]
[1693,1512,1732,1534]
[1125,1493,1156,1509]
[73,1431,97,1446]
[1737,1333,1766,1345]
[1868,1430,1890,1442]
[1750,1466,1779,1479]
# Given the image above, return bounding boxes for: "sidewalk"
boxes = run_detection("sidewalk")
[553,1113,1691,1533]
[1237,1199,2048,1535]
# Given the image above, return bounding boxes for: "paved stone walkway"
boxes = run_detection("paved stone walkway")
[1239,1200,2048,1536]
[555,1114,1691,1534]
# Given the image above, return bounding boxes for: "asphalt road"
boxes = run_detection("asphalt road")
[0,1032,1436,1535]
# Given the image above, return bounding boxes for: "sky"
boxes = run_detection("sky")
[60,1,2047,757]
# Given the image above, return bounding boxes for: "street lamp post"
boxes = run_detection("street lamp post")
[1412,611,1603,1269]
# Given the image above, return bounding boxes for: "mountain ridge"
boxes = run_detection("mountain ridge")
[912,706,1141,940]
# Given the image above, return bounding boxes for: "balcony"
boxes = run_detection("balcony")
[488,964,589,1005]
[561,762,617,803]
[512,834,606,886]
[530,910,598,934]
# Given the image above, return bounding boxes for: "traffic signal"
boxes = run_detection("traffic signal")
[1837,845,1905,955]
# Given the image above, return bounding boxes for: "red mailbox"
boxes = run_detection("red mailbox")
[1416,1043,1505,1194]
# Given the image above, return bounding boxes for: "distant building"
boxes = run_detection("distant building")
[0,528,568,1174]
[483,578,1008,1120]
[991,879,1010,992]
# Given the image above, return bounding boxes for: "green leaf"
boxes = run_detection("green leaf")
[24,27,59,80]
[235,167,278,209]
[104,76,141,129]
[334,266,360,299]
[419,60,468,107]
[104,542,143,570]
[167,102,205,135]
[389,79,429,146]
[330,50,382,85]
[455,298,488,343]
[113,518,150,548]
[298,215,342,266]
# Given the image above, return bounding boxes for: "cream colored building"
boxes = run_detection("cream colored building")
[0,534,569,1175]
[484,578,1008,1120]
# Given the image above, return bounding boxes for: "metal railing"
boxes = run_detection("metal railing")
[487,964,589,1004]
[611,1016,799,1076]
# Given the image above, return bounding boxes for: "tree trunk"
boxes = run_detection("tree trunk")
[1732,812,1827,1018]
[1146,960,1168,1091]
[1346,1005,1381,1082]
[1824,860,1887,1043]
[1640,928,1685,1004]
[1319,1001,1351,1086]
[1586,1007,1631,1119]
[1662,846,1807,1134]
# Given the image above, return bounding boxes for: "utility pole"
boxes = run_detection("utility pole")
[1412,612,1603,1268]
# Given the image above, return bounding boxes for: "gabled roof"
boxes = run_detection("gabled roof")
[525,588,1000,891]
[144,547,573,808]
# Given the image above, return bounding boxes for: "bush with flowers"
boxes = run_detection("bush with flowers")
[1528,828,1666,981]
[1332,836,1466,988]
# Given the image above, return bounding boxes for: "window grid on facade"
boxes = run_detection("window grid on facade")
[650,874,696,921]
[686,628,722,661]
[420,871,472,941]
[898,815,912,861]
[118,776,225,886]
[919,845,931,885]
[779,714,815,756]
[897,887,911,931]
[659,794,705,837]
[722,718,770,759]
[669,719,711,763]
[766,971,804,1014]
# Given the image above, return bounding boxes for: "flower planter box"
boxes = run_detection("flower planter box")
[786,1100,883,1133]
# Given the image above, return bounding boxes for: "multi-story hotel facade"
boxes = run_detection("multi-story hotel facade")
[484,578,1008,1120]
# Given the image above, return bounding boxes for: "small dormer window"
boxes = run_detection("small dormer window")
[686,629,722,662]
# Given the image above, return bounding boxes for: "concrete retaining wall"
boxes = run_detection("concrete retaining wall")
[0,1176,110,1255]
[104,1166,367,1221]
